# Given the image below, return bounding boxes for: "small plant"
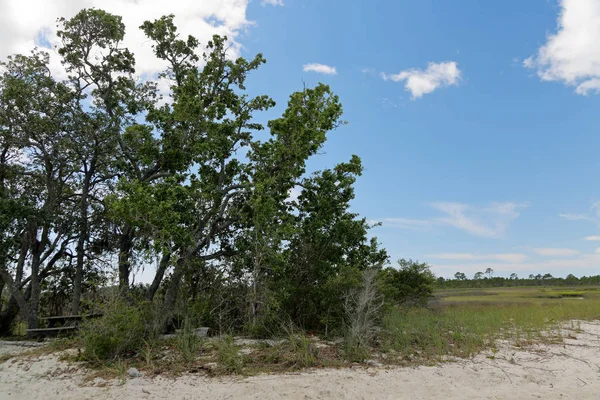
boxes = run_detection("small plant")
[175,319,204,364]
[286,329,319,368]
[215,335,245,374]
[108,359,128,385]
[141,340,155,369]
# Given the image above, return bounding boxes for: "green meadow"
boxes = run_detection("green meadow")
[379,286,600,363]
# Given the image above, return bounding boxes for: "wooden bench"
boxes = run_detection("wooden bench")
[26,313,103,338]
[42,314,102,328]
[25,326,78,338]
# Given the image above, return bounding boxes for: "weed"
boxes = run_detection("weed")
[288,333,319,368]
[110,359,127,385]
[214,335,245,374]
[175,319,204,365]
[141,340,155,369]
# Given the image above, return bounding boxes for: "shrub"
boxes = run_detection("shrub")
[214,335,246,374]
[244,294,285,339]
[79,300,153,362]
[343,269,382,362]
[282,323,319,367]
[175,318,204,364]
[378,259,435,307]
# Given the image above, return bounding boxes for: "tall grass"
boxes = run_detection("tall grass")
[382,297,600,362]
[214,335,246,374]
[175,319,204,364]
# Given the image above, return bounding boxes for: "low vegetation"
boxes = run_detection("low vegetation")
[381,288,600,363]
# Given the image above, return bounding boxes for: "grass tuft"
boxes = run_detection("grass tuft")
[214,335,246,374]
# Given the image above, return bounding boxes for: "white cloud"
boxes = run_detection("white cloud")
[0,0,254,81]
[525,0,600,95]
[261,0,284,5]
[560,202,600,223]
[428,253,529,263]
[559,213,592,221]
[382,61,461,99]
[303,63,337,75]
[375,201,528,238]
[374,218,435,230]
[431,201,528,238]
[532,248,580,257]
[585,235,600,241]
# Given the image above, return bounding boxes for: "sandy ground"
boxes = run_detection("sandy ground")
[1,321,600,400]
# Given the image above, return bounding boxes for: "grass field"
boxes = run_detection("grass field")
[380,285,600,364]
[435,285,598,304]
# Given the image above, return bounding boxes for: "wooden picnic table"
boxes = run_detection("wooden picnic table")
[26,313,103,338]
[41,313,103,328]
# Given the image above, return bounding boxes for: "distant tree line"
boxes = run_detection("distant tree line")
[437,268,600,289]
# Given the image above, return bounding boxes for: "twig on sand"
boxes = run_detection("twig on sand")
[480,361,513,384]
[554,352,592,367]
[496,358,556,374]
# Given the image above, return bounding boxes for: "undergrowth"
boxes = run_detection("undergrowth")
[6,287,600,379]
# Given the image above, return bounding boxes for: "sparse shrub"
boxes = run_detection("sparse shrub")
[214,335,246,374]
[79,300,154,362]
[244,294,285,339]
[343,269,382,362]
[290,333,319,367]
[141,339,155,369]
[175,318,204,364]
[283,324,319,367]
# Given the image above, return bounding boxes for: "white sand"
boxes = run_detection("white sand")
[2,321,600,400]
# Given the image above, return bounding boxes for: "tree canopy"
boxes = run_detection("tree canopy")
[0,9,392,334]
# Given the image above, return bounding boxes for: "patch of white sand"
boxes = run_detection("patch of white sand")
[0,341,43,357]
[2,321,600,400]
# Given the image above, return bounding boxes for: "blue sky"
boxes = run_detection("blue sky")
[241,0,600,278]
[2,0,600,279]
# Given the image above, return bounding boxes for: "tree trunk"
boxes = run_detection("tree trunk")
[0,269,33,336]
[71,176,90,315]
[147,252,170,302]
[118,227,134,295]
[27,249,41,331]
[0,274,4,313]
[0,295,19,336]
[161,258,185,332]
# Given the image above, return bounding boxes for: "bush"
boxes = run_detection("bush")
[378,259,435,307]
[343,269,382,362]
[282,323,319,367]
[214,335,246,374]
[175,318,204,364]
[79,300,155,362]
